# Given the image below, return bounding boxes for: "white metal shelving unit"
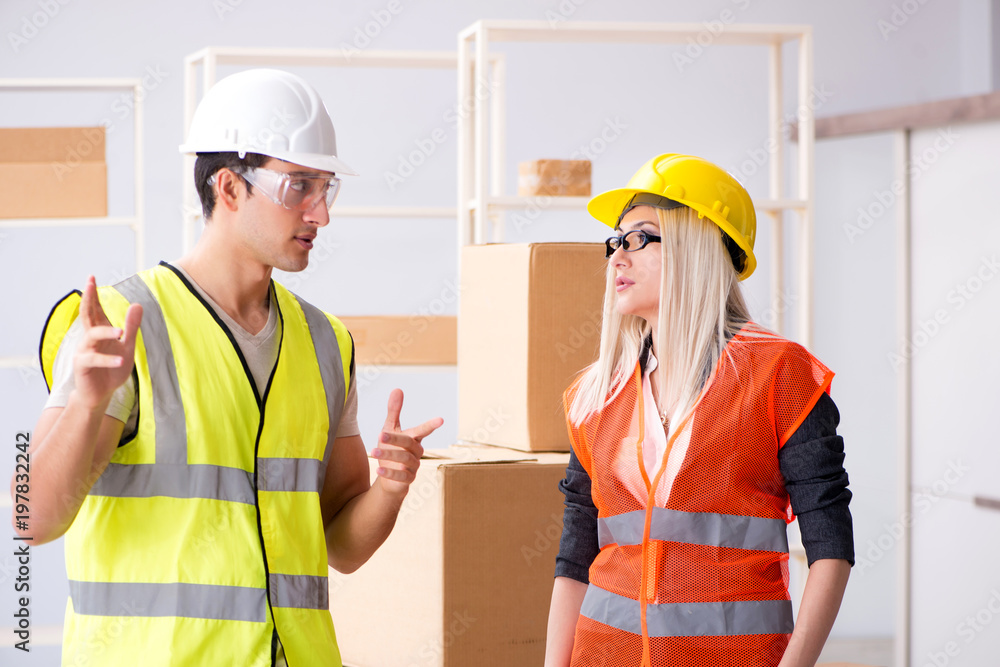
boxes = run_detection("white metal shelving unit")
[0,78,146,370]
[181,46,505,253]
[457,20,816,347]
[455,20,816,606]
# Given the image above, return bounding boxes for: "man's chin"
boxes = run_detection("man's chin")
[274,257,310,274]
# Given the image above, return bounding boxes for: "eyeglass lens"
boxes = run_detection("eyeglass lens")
[282,176,340,210]
[605,230,648,258]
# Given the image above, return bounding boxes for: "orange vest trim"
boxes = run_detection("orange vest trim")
[564,323,834,667]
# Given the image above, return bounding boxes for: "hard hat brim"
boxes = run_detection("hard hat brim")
[588,188,667,228]
[178,145,359,177]
[588,186,758,280]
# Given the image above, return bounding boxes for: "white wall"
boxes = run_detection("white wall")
[908,120,1000,667]
[0,0,993,664]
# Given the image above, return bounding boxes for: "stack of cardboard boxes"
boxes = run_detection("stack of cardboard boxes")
[331,242,607,666]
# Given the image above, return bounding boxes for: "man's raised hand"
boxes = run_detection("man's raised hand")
[370,388,443,499]
[73,276,143,410]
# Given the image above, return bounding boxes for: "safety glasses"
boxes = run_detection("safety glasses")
[211,167,341,211]
[605,229,662,258]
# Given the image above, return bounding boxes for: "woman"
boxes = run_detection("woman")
[544,154,853,667]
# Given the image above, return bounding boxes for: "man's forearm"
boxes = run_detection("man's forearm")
[778,558,851,667]
[12,393,116,544]
[324,478,407,574]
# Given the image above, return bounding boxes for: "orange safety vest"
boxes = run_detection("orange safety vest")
[565,323,834,667]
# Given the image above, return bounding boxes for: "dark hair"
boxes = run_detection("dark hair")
[720,230,747,275]
[194,152,269,219]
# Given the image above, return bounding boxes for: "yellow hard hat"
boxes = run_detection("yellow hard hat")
[588,153,757,280]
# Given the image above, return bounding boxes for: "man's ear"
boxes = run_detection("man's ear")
[215,168,244,214]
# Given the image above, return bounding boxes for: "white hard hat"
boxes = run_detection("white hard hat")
[179,68,357,176]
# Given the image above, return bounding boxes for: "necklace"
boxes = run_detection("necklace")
[660,412,670,428]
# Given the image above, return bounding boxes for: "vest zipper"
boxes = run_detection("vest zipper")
[251,285,284,667]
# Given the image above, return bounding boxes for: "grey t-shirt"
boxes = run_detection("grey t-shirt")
[44,267,360,440]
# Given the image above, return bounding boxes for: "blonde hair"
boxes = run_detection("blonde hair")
[568,206,752,427]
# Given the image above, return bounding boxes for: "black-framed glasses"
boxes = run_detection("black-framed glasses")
[604,230,662,258]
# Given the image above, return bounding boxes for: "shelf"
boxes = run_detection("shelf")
[0,77,143,90]
[459,20,810,46]
[0,78,144,270]
[475,195,590,211]
[331,205,456,219]
[458,19,815,345]
[0,216,140,229]
[466,196,808,214]
[185,47,462,70]
[0,356,36,369]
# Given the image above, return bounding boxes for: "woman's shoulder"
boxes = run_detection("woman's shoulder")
[732,321,816,357]
[729,322,832,383]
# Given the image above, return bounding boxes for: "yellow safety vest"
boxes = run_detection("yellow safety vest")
[40,263,353,667]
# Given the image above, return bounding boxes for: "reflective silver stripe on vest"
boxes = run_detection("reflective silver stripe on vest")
[69,580,266,623]
[580,585,794,637]
[88,278,344,502]
[269,573,329,610]
[113,275,188,464]
[92,463,255,504]
[293,295,346,487]
[597,508,789,553]
[258,458,324,494]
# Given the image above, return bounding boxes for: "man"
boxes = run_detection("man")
[13,69,441,667]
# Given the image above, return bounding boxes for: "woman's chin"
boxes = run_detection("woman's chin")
[615,303,654,323]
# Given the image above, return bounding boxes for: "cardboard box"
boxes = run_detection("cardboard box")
[0,127,107,218]
[329,445,570,667]
[517,159,591,197]
[458,243,606,452]
[339,315,457,366]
